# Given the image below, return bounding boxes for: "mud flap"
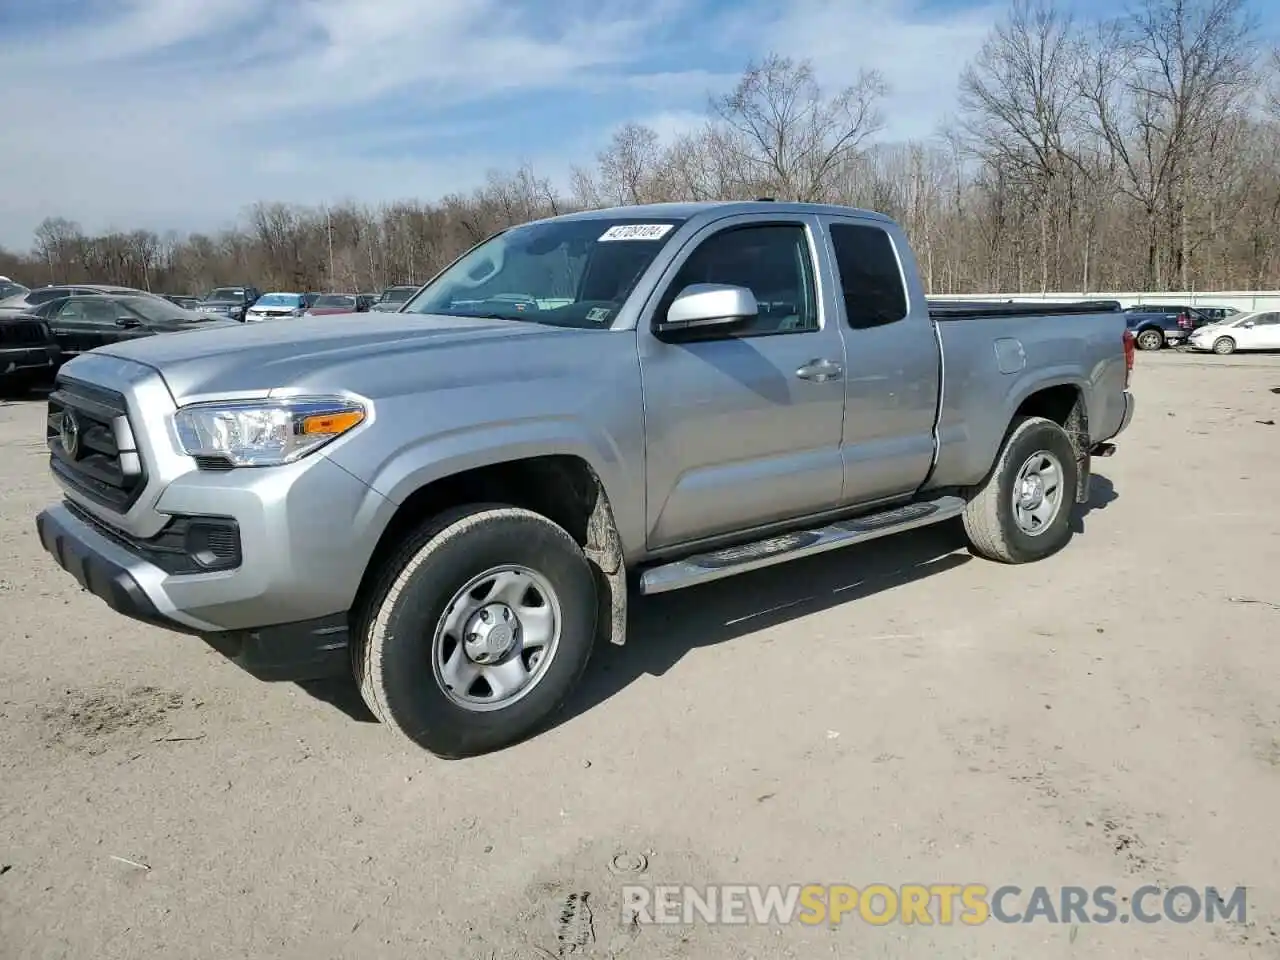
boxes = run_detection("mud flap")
[1076,452,1092,504]
[583,467,627,646]
[1066,397,1092,504]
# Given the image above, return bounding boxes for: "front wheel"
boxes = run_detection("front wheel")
[1212,336,1236,355]
[354,505,598,758]
[1135,328,1164,351]
[962,416,1079,564]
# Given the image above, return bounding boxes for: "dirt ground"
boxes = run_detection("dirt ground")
[2,351,1279,960]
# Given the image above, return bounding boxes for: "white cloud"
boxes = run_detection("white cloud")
[582,0,1000,166]
[759,0,999,141]
[0,0,673,247]
[0,0,1000,249]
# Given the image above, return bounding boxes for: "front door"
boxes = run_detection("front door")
[637,215,847,550]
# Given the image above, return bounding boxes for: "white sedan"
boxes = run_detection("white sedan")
[1187,311,1280,355]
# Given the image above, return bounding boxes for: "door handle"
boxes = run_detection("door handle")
[795,358,843,382]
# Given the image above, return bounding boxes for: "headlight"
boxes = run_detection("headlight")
[173,397,366,467]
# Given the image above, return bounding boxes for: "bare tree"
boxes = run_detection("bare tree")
[959,0,1080,291]
[711,53,887,202]
[1079,0,1255,288]
[8,13,1280,299]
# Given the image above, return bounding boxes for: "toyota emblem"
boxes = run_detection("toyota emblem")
[60,409,81,459]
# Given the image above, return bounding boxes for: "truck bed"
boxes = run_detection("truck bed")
[925,301,1130,492]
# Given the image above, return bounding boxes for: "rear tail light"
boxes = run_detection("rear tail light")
[1177,312,1193,329]
[1122,330,1135,387]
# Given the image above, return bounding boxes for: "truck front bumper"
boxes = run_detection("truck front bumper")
[36,502,353,681]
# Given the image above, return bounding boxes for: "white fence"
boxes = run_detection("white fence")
[932,290,1280,313]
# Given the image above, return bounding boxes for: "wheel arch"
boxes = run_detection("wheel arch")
[352,453,628,647]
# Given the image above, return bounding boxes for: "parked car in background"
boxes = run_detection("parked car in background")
[196,286,262,321]
[164,294,202,310]
[1195,306,1241,323]
[0,279,29,300]
[1125,303,1219,329]
[369,284,418,312]
[1187,311,1280,354]
[244,292,315,321]
[26,293,238,357]
[1,311,59,389]
[303,293,373,316]
[0,283,150,315]
[1123,307,1192,349]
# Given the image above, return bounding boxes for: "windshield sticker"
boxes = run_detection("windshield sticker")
[598,224,674,242]
[586,307,612,323]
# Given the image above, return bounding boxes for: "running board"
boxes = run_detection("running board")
[638,495,968,595]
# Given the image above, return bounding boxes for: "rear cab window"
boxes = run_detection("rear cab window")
[827,222,908,329]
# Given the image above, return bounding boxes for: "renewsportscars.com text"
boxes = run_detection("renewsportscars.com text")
[622,884,1248,927]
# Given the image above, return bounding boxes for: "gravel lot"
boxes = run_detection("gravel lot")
[2,351,1279,960]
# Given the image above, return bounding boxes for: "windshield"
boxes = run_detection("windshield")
[205,288,245,302]
[256,293,302,307]
[314,294,356,308]
[402,217,686,328]
[0,282,27,299]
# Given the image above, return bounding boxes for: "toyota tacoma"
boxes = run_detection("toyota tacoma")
[34,201,1135,758]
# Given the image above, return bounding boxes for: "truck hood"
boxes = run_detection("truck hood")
[91,311,576,401]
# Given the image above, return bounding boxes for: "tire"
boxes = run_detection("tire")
[1135,328,1164,351]
[962,416,1079,564]
[1212,336,1236,355]
[354,504,598,758]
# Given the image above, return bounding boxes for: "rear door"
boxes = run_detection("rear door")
[637,213,847,549]
[1238,312,1280,349]
[820,217,941,505]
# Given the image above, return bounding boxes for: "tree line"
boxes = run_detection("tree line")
[3,0,1277,297]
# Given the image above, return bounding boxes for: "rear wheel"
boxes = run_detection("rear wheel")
[1135,328,1164,351]
[962,416,1078,564]
[1212,336,1236,355]
[354,505,598,758]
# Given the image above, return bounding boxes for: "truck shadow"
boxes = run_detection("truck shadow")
[557,470,1120,732]
[297,473,1118,730]
[1070,473,1116,533]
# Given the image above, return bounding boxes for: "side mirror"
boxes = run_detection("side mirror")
[115,317,141,328]
[1243,320,1255,328]
[655,283,758,336]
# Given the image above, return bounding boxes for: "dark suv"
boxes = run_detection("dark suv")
[196,286,263,321]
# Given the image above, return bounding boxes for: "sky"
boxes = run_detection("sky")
[0,0,1033,248]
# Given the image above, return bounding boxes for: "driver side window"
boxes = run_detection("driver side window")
[657,223,818,337]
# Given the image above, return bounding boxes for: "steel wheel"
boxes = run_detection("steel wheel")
[432,565,562,712]
[1136,329,1163,351]
[1011,451,1065,537]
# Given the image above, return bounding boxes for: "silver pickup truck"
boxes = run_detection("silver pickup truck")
[35,201,1135,758]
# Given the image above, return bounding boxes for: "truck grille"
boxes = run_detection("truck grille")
[47,377,147,512]
[0,319,49,346]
